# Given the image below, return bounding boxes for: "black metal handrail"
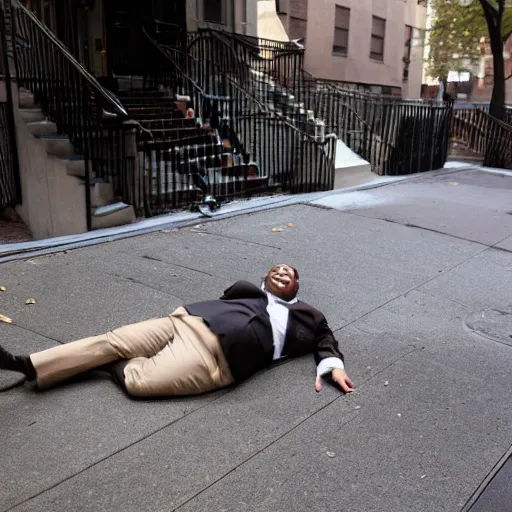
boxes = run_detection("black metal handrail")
[190,28,304,91]
[13,0,127,117]
[217,29,304,52]
[0,0,21,209]
[0,104,20,208]
[139,27,336,215]
[472,102,512,126]
[13,0,139,228]
[187,28,455,177]
[321,82,452,175]
[153,18,186,50]
[150,28,330,145]
[451,108,512,169]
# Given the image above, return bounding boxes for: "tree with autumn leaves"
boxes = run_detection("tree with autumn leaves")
[427,0,511,119]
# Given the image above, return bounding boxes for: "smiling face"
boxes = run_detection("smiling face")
[264,264,300,301]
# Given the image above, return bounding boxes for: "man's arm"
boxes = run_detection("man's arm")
[313,316,355,394]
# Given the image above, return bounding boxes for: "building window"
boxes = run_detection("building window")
[333,6,350,56]
[370,16,385,61]
[204,0,223,24]
[403,25,412,81]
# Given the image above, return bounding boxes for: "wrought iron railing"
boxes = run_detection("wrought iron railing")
[186,28,457,176]
[0,0,21,209]
[188,29,305,108]
[0,103,20,209]
[471,103,512,126]
[12,0,137,227]
[451,108,512,169]
[139,29,335,215]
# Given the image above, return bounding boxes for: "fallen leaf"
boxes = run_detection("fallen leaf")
[397,413,402,417]
[0,286,6,292]
[25,298,37,305]
[326,451,336,458]
[0,314,13,324]
[384,381,389,386]
[271,228,283,232]
[448,182,459,186]
[287,223,295,228]
[420,474,427,479]
[354,406,361,410]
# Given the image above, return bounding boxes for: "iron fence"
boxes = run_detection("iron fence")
[12,0,136,225]
[451,108,512,169]
[0,0,21,209]
[0,103,20,208]
[185,29,453,176]
[140,30,335,215]
[472,103,512,126]
[314,85,452,175]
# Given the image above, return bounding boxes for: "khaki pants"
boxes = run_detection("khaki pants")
[30,307,234,397]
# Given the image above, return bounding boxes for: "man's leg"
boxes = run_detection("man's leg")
[0,346,36,380]
[26,315,177,389]
[121,308,234,397]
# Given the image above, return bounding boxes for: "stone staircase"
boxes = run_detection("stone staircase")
[447,141,485,165]
[188,30,377,189]
[18,88,135,233]
[113,85,268,210]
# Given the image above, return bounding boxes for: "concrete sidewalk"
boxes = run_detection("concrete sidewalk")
[1,168,511,512]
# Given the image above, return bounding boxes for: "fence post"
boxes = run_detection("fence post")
[0,0,22,207]
[122,120,141,215]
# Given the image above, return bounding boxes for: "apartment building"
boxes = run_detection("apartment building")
[274,0,427,97]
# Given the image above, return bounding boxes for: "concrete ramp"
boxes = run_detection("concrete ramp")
[334,140,376,189]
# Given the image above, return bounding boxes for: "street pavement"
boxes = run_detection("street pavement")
[1,167,511,512]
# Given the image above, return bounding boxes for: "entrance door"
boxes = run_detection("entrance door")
[104,0,143,77]
[104,0,187,77]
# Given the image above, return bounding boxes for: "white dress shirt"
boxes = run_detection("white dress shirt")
[262,286,345,378]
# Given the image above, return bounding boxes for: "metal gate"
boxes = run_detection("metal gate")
[0,0,21,209]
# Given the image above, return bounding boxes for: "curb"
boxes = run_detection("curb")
[460,445,512,512]
[0,164,498,263]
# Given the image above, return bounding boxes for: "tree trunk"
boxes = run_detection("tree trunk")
[484,30,506,167]
[488,29,506,120]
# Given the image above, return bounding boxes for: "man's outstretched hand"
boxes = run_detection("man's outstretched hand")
[315,369,356,393]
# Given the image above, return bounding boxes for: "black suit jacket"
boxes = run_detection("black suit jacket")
[185,281,344,382]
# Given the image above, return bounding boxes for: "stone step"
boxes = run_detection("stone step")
[20,107,46,123]
[334,140,377,189]
[82,180,115,208]
[127,107,183,116]
[448,144,485,164]
[334,162,376,189]
[39,135,75,158]
[66,156,88,178]
[132,112,187,121]
[120,97,178,105]
[139,117,197,129]
[26,120,58,137]
[91,202,136,230]
[117,89,165,98]
[19,91,35,108]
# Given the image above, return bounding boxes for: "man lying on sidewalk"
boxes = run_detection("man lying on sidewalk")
[0,264,355,397]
